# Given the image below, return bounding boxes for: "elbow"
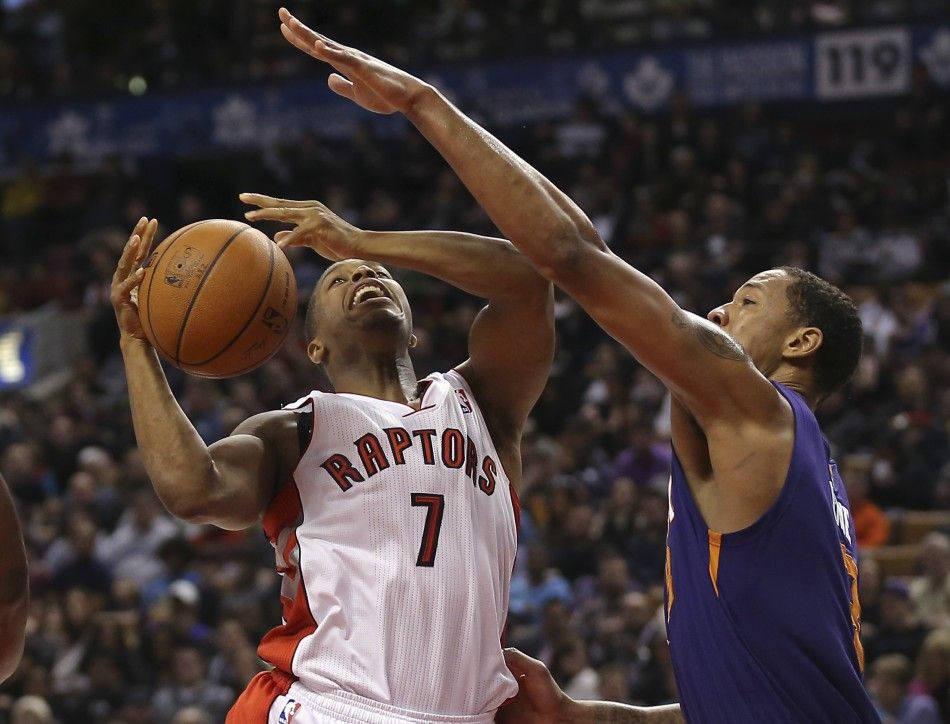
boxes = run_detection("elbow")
[161,492,215,525]
[537,230,606,285]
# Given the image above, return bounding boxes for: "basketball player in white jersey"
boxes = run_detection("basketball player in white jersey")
[111,204,554,722]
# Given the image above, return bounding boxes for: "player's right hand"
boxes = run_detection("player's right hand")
[277,7,433,116]
[111,216,158,345]
[240,193,362,262]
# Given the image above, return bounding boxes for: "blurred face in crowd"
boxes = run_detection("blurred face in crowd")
[707,269,808,380]
[919,533,950,582]
[172,648,205,688]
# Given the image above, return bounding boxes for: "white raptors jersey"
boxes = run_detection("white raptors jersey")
[258,369,520,718]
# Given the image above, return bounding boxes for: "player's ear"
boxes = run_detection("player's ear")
[408,333,418,349]
[308,339,327,365]
[784,326,822,360]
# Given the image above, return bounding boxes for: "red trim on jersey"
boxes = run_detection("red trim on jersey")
[509,482,522,536]
[227,669,296,722]
[258,478,319,675]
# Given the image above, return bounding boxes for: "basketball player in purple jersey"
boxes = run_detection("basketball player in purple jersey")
[0,473,29,683]
[277,8,878,721]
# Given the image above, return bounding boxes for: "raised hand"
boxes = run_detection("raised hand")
[277,7,431,115]
[111,217,158,344]
[240,193,362,261]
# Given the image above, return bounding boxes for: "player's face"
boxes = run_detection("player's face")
[314,259,412,340]
[706,269,797,376]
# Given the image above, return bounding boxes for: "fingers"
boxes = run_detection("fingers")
[239,193,315,209]
[113,217,147,282]
[244,207,307,223]
[327,73,357,101]
[278,9,355,66]
[137,218,158,264]
[503,648,545,678]
[273,229,304,250]
[116,268,146,296]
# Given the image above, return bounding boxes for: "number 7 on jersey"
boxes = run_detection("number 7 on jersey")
[411,493,445,567]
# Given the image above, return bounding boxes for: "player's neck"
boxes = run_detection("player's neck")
[769,370,819,410]
[328,352,420,406]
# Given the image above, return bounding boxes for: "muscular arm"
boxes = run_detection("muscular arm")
[498,648,683,724]
[273,14,776,426]
[120,339,285,529]
[0,474,28,682]
[355,229,555,439]
[112,219,285,531]
[242,195,555,449]
[403,88,777,425]
[573,702,684,724]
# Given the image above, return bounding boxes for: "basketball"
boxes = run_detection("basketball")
[137,219,297,378]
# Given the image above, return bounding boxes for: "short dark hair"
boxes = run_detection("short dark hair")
[780,267,863,396]
[304,284,321,341]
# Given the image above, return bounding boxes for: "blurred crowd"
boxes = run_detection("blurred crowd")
[2,7,950,723]
[2,0,949,101]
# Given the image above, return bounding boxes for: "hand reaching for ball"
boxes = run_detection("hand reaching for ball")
[240,193,363,262]
[111,217,158,346]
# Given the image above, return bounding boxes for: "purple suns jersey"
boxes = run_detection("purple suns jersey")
[664,382,880,723]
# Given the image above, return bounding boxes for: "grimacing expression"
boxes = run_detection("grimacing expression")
[706,269,804,376]
[311,259,413,341]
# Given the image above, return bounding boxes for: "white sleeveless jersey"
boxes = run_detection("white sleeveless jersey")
[258,370,520,718]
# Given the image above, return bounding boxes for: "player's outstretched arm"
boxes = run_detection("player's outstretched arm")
[112,219,288,530]
[242,194,554,451]
[274,8,777,427]
[0,474,28,682]
[498,649,684,723]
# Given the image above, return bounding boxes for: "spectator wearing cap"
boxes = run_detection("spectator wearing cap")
[868,653,941,724]
[866,579,931,666]
[166,580,212,646]
[910,533,950,629]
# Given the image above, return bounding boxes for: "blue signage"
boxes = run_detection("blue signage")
[1,22,947,171]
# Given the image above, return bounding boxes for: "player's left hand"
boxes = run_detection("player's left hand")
[240,193,362,261]
[496,648,578,724]
[277,7,432,116]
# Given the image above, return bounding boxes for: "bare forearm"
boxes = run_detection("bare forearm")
[119,337,216,518]
[355,229,546,299]
[572,701,684,724]
[405,87,605,276]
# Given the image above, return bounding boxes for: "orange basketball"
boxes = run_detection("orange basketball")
[137,219,297,378]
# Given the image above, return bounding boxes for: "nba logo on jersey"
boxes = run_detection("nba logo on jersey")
[456,388,473,413]
[278,700,301,724]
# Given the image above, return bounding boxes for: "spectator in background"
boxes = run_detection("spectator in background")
[911,628,950,721]
[867,579,931,666]
[150,645,233,724]
[911,533,950,630]
[842,452,891,547]
[868,653,942,724]
[552,636,600,701]
[509,544,572,628]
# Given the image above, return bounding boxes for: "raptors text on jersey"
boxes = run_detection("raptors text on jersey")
[257,370,520,717]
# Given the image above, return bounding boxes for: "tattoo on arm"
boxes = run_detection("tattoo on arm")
[671,310,746,361]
